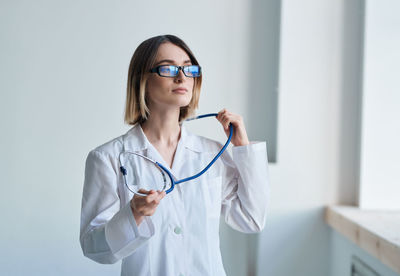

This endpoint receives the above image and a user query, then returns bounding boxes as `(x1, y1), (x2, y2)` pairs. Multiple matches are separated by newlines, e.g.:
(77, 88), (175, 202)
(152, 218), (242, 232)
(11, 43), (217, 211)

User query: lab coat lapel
(122, 124), (202, 181)
(144, 125), (189, 180)
(137, 124), (182, 180)
(169, 125), (187, 175)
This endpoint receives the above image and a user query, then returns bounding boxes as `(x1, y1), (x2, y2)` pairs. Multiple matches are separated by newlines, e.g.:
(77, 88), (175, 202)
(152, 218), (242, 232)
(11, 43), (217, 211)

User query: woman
(80, 34), (269, 276)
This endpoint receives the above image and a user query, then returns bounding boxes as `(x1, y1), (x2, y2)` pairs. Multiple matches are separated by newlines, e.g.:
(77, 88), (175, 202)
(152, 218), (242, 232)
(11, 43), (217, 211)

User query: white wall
(0, 0), (253, 275)
(359, 0), (400, 210)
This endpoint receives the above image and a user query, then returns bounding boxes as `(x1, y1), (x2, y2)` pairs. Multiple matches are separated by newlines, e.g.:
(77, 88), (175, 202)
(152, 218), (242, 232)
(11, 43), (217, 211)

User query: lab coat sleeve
(80, 150), (154, 264)
(221, 141), (269, 233)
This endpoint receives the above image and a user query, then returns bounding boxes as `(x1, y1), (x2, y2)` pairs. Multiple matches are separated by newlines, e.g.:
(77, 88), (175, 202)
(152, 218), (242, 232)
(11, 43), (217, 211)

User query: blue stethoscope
(119, 113), (233, 195)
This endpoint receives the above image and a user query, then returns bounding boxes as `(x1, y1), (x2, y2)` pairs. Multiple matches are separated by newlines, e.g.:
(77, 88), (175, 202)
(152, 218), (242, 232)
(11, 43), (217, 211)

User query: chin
(157, 93), (192, 108)
(177, 100), (191, 107)
(174, 95), (192, 107)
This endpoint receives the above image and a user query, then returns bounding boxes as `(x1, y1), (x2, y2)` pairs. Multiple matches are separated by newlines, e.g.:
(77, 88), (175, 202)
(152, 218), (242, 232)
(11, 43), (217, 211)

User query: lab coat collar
(122, 124), (147, 152)
(122, 123), (204, 153)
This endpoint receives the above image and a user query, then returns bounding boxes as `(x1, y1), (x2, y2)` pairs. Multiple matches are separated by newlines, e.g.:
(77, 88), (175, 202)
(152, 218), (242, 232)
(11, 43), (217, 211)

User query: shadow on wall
(247, 0), (281, 163)
(337, 0), (364, 206)
(219, 2), (281, 276)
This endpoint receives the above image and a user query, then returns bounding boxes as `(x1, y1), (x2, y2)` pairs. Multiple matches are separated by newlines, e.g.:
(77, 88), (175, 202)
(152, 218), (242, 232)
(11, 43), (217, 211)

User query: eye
(185, 65), (201, 77)
(159, 66), (172, 73)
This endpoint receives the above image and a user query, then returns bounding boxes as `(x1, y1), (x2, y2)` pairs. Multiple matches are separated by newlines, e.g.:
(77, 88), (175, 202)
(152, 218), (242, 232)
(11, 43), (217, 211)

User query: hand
(216, 109), (250, 146)
(130, 189), (166, 225)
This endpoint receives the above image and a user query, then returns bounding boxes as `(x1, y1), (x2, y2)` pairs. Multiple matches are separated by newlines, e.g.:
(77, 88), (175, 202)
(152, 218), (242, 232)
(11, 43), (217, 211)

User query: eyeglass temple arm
(175, 113), (233, 185)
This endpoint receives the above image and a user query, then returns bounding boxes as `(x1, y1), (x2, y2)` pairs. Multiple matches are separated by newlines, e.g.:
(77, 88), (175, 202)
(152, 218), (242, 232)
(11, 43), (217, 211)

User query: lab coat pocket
(202, 176), (222, 218)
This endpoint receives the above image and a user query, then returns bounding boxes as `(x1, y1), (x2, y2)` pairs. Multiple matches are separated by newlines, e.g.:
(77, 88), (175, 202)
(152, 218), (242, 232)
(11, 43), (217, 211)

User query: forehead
(155, 42), (191, 63)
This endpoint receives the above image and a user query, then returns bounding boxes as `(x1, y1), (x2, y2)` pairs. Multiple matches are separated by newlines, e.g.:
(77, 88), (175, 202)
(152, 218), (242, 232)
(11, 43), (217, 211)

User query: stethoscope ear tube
(159, 115), (233, 193)
(156, 162), (176, 194)
(119, 113), (233, 195)
(174, 114), (233, 185)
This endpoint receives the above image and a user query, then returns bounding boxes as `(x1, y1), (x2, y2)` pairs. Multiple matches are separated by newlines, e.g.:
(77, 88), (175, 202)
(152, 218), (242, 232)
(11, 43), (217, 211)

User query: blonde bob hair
(124, 35), (202, 125)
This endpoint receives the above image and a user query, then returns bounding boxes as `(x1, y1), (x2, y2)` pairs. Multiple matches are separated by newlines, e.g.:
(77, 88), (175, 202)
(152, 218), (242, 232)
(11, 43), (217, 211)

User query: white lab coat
(80, 124), (269, 276)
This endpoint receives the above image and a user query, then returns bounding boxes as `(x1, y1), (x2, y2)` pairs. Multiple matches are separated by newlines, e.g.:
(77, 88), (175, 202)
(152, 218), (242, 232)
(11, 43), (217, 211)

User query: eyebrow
(153, 59), (192, 66)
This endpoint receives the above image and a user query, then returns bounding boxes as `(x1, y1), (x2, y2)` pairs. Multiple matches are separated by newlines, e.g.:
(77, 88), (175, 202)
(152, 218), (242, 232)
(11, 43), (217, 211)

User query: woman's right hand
(130, 190), (166, 225)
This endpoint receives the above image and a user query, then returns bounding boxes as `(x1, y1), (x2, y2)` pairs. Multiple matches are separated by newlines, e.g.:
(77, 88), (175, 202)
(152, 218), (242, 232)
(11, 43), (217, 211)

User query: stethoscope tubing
(160, 113), (233, 194)
(119, 113), (233, 195)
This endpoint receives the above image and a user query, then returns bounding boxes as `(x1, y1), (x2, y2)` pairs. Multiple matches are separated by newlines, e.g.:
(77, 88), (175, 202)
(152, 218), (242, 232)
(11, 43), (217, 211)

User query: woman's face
(146, 42), (194, 112)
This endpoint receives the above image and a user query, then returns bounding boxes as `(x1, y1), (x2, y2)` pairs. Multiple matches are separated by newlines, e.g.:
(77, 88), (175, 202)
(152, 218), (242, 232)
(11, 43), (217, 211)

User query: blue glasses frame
(150, 65), (202, 78)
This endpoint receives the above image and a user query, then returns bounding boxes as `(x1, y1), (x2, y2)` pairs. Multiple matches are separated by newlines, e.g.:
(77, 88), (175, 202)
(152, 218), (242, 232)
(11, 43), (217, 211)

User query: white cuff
(105, 202), (154, 259)
(232, 141), (267, 156)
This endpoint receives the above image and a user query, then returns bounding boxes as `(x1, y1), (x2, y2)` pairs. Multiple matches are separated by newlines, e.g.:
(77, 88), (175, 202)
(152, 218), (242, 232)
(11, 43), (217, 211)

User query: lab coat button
(174, 226), (182, 235)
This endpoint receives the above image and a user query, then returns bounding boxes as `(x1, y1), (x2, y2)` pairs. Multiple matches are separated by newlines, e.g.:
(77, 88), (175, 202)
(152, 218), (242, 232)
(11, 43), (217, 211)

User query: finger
(216, 116), (227, 130)
(153, 198), (160, 205)
(221, 116), (231, 130)
(218, 110), (233, 125)
(137, 188), (150, 194)
(148, 190), (166, 203)
(152, 191), (166, 204)
(137, 192), (165, 215)
(217, 108), (227, 119)
(133, 189), (151, 202)
(225, 114), (241, 126)
(218, 112), (228, 123)
(157, 191), (166, 201)
(145, 192), (159, 203)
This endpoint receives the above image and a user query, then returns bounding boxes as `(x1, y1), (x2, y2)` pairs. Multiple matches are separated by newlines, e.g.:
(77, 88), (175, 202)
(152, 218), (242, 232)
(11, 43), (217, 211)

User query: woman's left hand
(216, 109), (250, 146)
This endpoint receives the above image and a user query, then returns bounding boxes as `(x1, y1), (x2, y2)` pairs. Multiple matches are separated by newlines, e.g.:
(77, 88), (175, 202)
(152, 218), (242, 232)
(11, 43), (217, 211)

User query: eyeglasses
(150, 65), (202, 78)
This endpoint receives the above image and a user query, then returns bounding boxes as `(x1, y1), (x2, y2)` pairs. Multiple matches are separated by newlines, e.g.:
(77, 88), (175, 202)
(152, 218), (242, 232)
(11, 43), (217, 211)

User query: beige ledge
(325, 205), (400, 274)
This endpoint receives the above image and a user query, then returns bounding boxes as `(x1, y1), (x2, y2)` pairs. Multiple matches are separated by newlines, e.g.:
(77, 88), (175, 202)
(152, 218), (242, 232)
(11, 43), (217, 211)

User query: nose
(174, 67), (185, 82)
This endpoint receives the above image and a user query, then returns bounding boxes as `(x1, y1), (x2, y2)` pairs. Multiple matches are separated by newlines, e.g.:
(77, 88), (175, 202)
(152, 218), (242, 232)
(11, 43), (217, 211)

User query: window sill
(325, 205), (400, 274)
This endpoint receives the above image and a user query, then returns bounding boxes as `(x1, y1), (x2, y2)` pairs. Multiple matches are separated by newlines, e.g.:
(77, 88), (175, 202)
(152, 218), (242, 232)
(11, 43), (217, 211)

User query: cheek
(147, 77), (167, 91)
(188, 80), (195, 97)
(185, 90), (194, 105)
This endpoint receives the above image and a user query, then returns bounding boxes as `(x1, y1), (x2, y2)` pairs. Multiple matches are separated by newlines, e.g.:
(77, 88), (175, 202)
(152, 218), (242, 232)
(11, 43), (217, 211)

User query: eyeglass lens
(159, 65), (200, 77)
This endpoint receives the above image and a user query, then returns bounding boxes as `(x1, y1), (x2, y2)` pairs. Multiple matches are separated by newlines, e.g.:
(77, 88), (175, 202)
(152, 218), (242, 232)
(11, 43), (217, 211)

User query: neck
(141, 108), (181, 146)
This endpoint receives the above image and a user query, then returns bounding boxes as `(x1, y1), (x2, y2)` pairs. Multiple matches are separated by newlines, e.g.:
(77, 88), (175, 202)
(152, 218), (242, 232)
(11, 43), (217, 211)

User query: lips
(172, 88), (188, 94)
